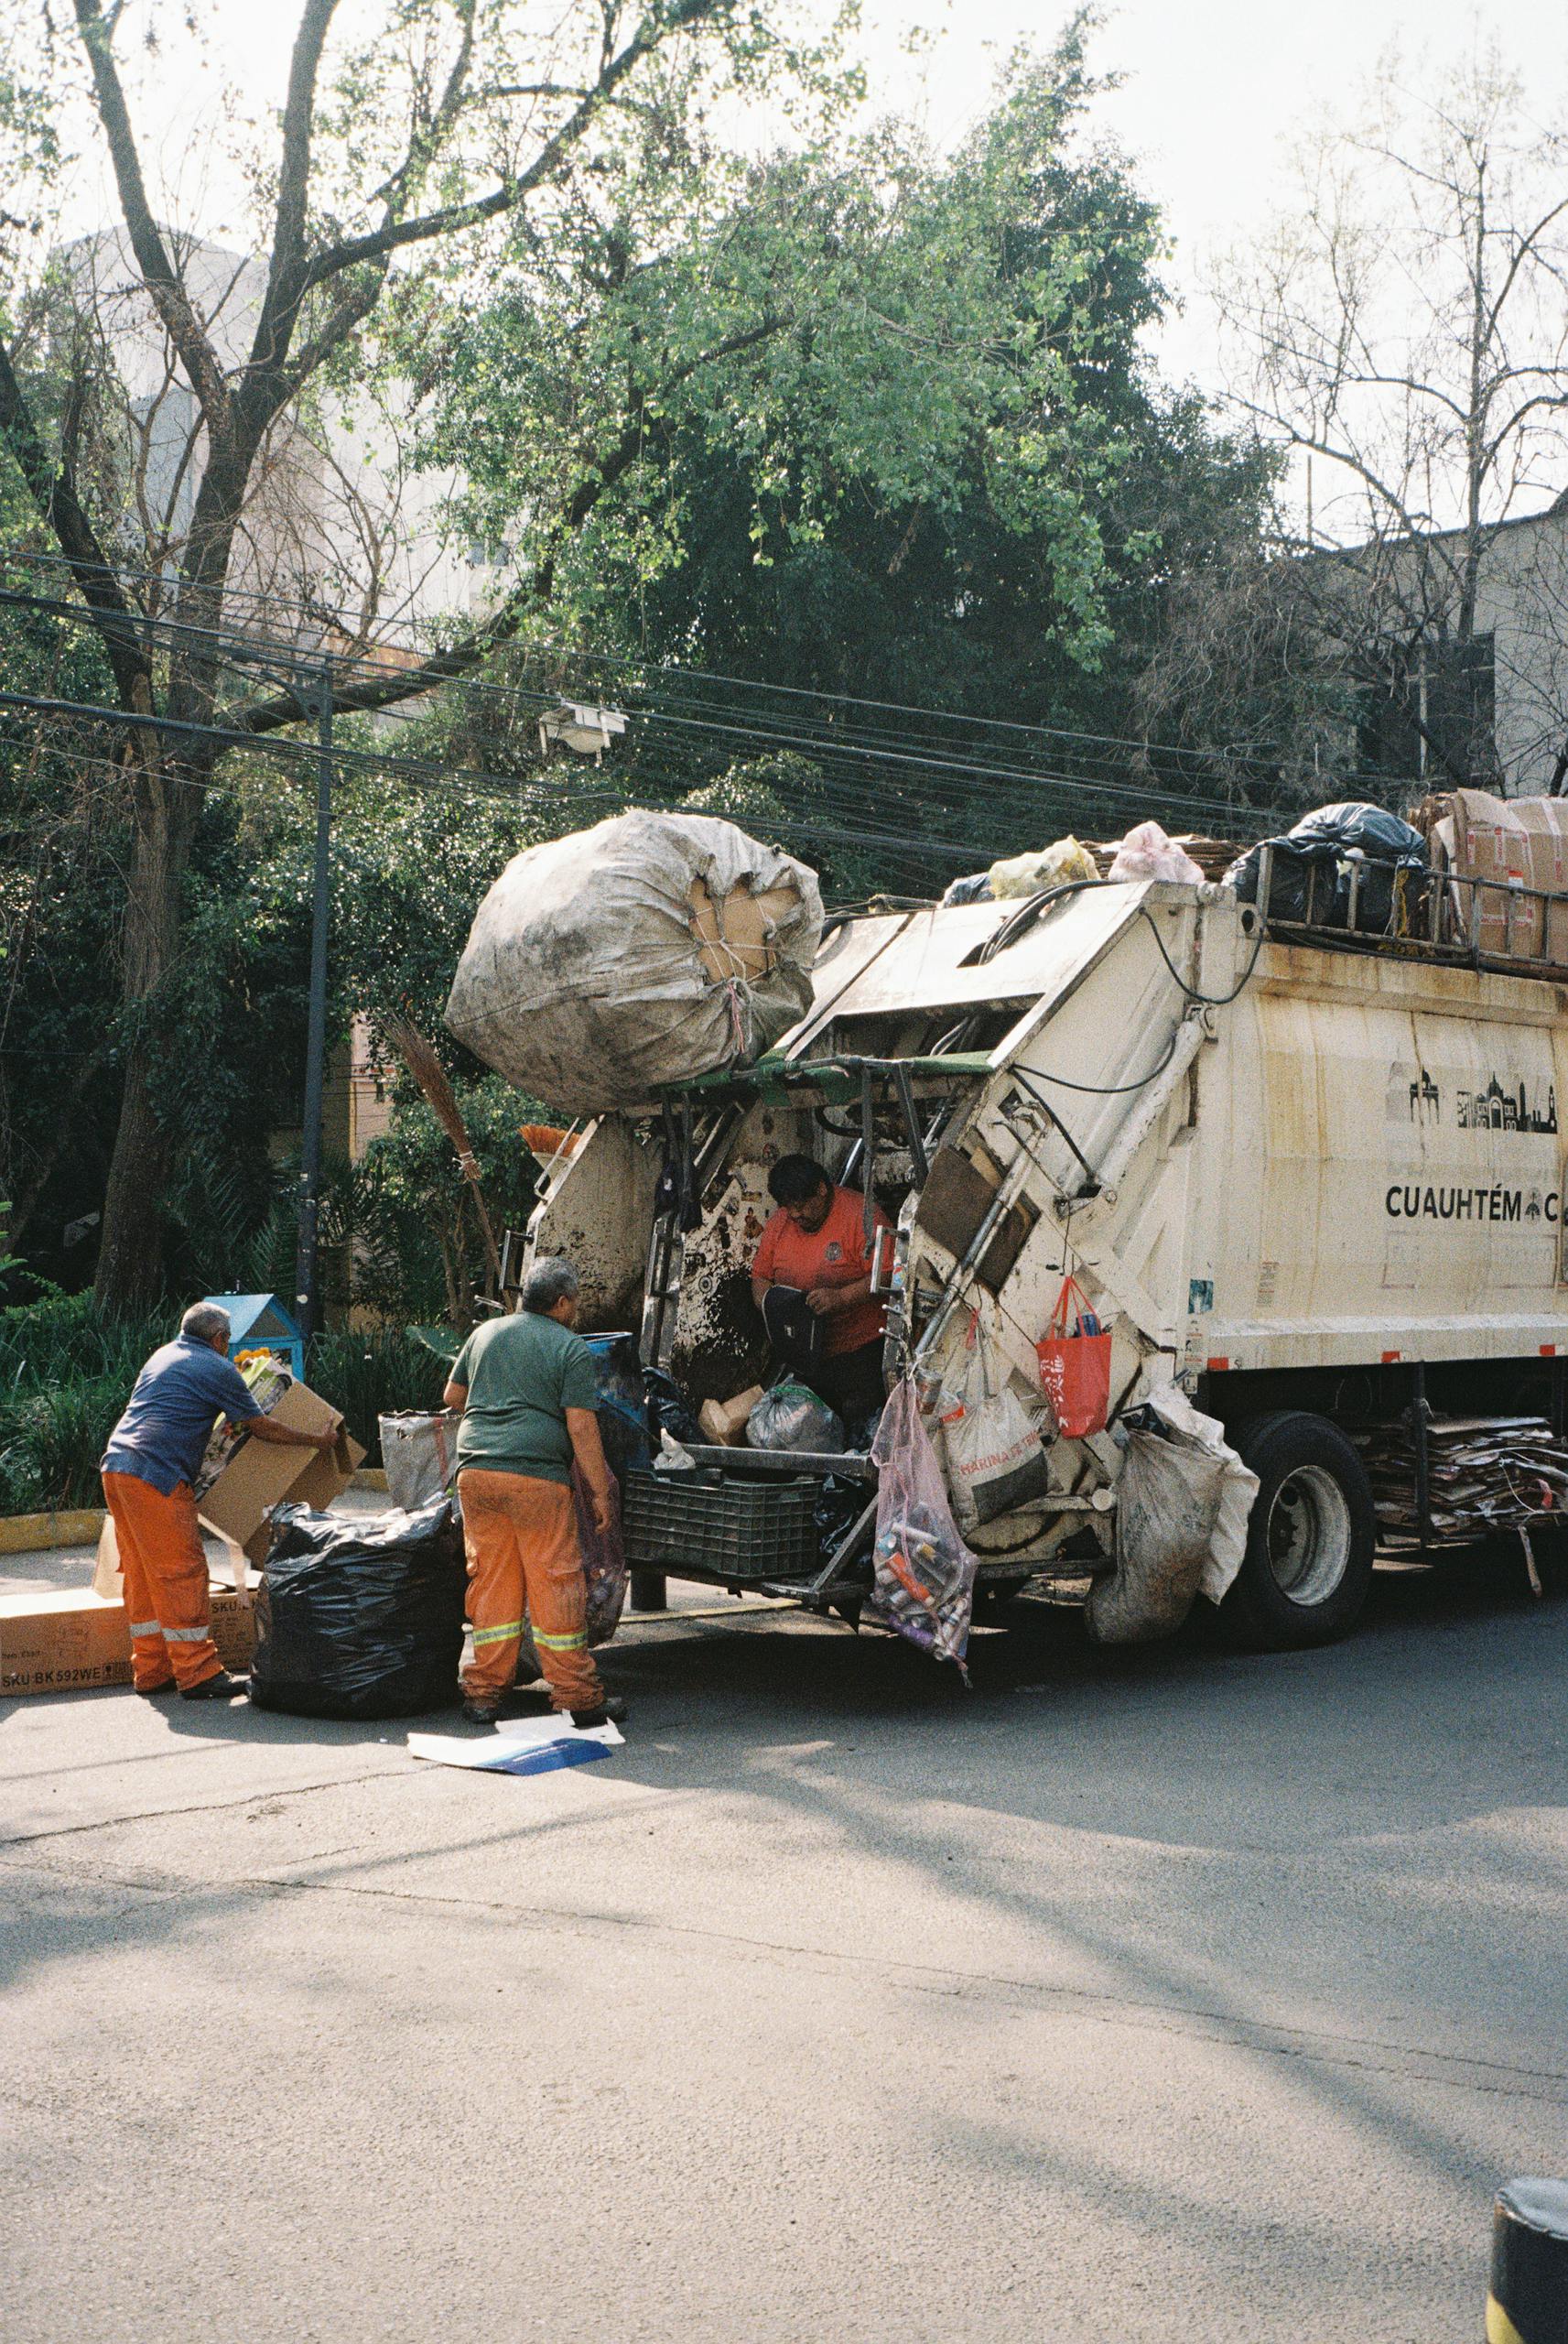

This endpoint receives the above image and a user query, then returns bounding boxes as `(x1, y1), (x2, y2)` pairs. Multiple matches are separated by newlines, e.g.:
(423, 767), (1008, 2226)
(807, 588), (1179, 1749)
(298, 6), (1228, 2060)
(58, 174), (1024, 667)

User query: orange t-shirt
(752, 1185), (889, 1359)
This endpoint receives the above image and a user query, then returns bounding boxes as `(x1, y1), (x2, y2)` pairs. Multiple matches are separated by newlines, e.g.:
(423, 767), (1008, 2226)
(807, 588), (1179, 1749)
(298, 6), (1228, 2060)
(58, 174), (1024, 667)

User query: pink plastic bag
(1107, 820), (1203, 884)
(868, 1376), (979, 1677)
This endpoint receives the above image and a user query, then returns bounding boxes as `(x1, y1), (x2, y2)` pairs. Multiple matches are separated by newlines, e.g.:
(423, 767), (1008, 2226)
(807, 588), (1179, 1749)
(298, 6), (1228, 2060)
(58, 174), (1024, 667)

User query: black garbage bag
(642, 1364), (703, 1448)
(942, 871), (994, 906)
(1227, 800), (1426, 932)
(248, 1496), (466, 1720)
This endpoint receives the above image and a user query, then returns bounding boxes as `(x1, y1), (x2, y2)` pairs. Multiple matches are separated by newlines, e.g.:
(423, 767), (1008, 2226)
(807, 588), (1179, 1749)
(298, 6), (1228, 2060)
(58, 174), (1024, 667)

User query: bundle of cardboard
(1418, 788), (1568, 963)
(1355, 1412), (1568, 1546)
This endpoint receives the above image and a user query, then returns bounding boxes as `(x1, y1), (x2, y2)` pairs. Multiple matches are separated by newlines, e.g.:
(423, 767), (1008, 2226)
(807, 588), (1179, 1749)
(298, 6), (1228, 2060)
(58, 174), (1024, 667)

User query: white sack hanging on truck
(445, 811), (823, 1116)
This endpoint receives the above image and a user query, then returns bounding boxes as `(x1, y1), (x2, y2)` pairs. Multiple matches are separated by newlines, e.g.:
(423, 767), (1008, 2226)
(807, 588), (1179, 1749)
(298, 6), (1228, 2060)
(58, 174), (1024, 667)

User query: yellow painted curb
(0, 1509), (106, 1555)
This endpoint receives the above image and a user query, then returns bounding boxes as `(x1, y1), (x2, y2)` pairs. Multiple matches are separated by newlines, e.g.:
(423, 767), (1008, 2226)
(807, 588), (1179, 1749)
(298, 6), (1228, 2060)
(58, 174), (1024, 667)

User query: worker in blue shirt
(101, 1301), (339, 1699)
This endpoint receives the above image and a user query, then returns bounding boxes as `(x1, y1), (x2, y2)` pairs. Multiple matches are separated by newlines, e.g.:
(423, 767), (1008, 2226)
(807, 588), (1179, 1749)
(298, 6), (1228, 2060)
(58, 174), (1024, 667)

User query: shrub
(0, 1301), (450, 1511)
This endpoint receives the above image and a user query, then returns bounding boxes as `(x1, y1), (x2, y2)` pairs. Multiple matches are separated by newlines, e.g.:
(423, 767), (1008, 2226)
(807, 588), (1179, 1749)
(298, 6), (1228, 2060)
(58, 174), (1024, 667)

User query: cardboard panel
(195, 1381), (361, 1555)
(0, 1586), (255, 1696)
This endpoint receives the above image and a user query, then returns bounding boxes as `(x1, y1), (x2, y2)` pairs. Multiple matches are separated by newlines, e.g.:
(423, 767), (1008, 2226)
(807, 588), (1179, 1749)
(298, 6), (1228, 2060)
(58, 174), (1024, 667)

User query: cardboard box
(194, 1381), (364, 1565)
(698, 1385), (765, 1447)
(0, 1585), (256, 1697)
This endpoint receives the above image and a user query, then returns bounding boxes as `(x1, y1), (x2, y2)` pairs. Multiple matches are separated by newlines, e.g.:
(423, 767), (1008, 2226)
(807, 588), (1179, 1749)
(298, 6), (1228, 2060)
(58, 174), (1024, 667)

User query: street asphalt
(3, 1539), (1566, 2342)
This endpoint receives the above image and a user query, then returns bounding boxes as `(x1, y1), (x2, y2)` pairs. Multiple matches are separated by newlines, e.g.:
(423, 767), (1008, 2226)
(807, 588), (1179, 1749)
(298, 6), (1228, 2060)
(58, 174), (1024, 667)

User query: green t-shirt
(450, 1312), (599, 1483)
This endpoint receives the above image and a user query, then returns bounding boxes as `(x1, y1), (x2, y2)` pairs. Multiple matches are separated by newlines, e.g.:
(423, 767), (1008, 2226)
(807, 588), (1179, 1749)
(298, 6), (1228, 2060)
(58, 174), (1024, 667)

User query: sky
(60, 0), (1568, 401)
(864, 0), (1565, 387)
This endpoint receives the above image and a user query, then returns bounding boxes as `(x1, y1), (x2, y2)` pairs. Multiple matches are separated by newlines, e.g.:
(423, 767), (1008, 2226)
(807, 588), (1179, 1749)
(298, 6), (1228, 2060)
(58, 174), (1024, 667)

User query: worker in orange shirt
(751, 1154), (890, 1430)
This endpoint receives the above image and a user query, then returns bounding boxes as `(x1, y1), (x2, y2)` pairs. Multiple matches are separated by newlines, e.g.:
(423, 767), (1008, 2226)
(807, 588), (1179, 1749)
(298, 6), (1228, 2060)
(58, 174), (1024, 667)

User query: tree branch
(0, 335), (151, 705)
(232, 309), (784, 734)
(248, 0), (341, 379)
(70, 0), (229, 421)
(301, 0), (720, 293)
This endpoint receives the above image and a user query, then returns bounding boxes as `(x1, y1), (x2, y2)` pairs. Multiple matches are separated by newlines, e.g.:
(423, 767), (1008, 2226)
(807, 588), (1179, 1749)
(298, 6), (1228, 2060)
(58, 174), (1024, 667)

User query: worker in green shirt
(443, 1255), (624, 1730)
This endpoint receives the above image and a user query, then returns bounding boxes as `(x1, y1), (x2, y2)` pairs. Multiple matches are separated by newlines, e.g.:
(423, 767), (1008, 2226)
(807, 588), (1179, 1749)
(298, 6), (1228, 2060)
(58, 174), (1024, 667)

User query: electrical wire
(0, 542), (1311, 776)
(1137, 903), (1268, 1007)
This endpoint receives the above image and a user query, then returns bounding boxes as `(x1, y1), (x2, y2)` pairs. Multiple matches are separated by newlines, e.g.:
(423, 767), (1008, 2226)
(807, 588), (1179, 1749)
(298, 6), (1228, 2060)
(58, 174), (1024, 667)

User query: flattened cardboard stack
(1355, 1413), (1568, 1546)
(0, 1377), (364, 1697)
(0, 1585), (259, 1697)
(1422, 788), (1568, 963)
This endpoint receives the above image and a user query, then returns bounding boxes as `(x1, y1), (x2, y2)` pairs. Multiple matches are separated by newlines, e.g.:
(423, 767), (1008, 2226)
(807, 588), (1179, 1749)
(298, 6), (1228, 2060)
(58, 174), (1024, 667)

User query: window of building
(1358, 632), (1496, 786)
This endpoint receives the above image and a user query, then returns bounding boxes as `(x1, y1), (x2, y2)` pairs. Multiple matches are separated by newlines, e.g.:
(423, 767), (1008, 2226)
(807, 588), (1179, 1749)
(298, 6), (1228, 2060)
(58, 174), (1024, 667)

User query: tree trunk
(92, 754), (205, 1311)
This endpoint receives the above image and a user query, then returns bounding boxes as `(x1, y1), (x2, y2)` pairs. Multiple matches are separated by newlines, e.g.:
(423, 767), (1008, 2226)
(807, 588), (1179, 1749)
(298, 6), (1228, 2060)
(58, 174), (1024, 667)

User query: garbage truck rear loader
(525, 874), (1568, 1650)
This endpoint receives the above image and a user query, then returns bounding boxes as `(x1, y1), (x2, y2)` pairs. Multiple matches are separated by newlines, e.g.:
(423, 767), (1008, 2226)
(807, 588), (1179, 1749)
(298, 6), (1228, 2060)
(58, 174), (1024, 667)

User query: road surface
(3, 1548), (1564, 2340)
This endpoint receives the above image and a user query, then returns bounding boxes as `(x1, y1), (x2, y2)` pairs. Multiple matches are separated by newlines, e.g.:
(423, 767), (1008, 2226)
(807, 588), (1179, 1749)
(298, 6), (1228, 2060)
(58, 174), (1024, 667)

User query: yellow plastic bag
(989, 837), (1099, 900)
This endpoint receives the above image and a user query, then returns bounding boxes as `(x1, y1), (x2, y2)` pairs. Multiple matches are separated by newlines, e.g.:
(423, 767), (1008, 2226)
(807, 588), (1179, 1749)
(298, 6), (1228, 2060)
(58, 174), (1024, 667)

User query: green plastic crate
(622, 1468), (819, 1581)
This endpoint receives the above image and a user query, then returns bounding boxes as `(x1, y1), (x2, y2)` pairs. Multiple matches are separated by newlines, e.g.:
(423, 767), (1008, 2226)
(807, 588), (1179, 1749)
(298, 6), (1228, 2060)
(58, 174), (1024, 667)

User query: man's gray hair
(521, 1256), (580, 1315)
(181, 1301), (232, 1345)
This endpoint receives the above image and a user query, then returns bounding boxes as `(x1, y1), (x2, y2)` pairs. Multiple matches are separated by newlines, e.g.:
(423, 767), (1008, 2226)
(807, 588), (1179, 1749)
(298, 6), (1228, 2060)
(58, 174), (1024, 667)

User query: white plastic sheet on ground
(407, 1712), (624, 1775)
(445, 810), (823, 1114)
(1087, 1384), (1258, 1644)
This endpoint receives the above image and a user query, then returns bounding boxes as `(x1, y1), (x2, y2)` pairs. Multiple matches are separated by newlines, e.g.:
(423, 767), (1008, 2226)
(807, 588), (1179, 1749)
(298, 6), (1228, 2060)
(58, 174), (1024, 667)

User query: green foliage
(0, 1295), (169, 1513)
(307, 1330), (449, 1461)
(0, 1289), (450, 1509)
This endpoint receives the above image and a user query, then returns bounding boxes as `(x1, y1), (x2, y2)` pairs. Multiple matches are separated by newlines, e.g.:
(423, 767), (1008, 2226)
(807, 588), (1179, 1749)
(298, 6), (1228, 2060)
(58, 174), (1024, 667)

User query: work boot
(460, 1698), (498, 1729)
(569, 1696), (628, 1730)
(134, 1678), (177, 1697)
(180, 1670), (247, 1702)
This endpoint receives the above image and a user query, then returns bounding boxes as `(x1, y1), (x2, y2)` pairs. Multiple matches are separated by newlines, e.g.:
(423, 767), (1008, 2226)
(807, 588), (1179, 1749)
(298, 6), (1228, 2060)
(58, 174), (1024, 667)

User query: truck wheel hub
(1265, 1465), (1352, 1605)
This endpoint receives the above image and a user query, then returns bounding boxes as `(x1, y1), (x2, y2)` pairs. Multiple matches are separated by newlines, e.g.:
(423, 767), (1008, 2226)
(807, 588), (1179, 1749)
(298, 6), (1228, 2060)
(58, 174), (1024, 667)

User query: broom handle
(457, 1149), (504, 1289)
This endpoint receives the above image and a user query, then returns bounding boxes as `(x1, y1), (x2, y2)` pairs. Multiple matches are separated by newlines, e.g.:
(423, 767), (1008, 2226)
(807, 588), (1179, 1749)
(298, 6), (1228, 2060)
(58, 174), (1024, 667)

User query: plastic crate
(622, 1468), (819, 1581)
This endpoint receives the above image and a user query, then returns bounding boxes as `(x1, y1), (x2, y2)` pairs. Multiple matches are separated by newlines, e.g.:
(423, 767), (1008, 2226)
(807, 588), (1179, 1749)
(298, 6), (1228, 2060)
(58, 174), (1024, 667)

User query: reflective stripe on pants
(101, 1471), (222, 1692)
(458, 1469), (601, 1714)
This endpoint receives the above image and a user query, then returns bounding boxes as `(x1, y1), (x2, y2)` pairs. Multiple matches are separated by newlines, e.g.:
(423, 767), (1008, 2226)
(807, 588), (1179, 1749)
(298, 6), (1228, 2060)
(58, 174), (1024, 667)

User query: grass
(0, 1296), (449, 1514)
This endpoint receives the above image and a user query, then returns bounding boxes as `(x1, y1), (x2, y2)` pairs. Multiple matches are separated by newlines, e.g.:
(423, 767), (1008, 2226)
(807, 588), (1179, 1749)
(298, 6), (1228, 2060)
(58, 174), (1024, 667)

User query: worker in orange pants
(102, 1470), (225, 1693)
(443, 1254), (624, 1731)
(458, 1470), (603, 1715)
(101, 1300), (340, 1700)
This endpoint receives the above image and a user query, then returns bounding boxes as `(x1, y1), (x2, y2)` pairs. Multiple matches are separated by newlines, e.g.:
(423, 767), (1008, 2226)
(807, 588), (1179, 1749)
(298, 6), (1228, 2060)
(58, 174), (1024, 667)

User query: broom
(384, 1016), (504, 1293)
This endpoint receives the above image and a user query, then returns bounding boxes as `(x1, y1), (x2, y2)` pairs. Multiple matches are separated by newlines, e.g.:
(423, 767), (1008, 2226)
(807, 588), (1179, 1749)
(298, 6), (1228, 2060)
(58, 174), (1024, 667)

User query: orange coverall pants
(458, 1469), (602, 1714)
(101, 1470), (223, 1693)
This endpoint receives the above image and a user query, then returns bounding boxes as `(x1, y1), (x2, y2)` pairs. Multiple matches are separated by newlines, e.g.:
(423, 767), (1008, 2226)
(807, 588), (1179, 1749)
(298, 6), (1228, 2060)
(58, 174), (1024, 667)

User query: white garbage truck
(522, 853), (1568, 1650)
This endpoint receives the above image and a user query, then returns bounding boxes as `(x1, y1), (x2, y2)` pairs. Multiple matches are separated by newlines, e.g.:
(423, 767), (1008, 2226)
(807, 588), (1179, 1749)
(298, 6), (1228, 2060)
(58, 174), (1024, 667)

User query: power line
(0, 541), (1303, 781)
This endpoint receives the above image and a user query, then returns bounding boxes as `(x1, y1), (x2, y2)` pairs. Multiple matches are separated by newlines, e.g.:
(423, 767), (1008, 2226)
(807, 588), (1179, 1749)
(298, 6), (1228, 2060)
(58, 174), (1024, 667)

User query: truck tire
(1223, 1411), (1375, 1650)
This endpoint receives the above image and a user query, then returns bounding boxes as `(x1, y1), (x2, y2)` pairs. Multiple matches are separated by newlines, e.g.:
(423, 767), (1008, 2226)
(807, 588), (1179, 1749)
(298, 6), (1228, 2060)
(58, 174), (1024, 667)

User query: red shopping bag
(1035, 1276), (1112, 1438)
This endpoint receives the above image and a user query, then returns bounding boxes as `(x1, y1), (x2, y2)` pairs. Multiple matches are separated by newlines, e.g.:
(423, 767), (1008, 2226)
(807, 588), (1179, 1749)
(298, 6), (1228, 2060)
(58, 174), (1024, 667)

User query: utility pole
(294, 662), (333, 1336)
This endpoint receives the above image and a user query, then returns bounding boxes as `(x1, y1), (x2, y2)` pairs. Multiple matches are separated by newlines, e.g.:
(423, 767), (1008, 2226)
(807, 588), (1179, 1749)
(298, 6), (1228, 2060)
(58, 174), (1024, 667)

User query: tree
(1210, 42), (1568, 791)
(399, 28), (1280, 853)
(0, 0), (848, 1308)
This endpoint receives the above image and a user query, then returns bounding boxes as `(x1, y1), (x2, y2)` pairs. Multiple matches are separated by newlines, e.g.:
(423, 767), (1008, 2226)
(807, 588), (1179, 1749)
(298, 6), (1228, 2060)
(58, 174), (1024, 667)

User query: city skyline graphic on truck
(1385, 1060), (1559, 1135)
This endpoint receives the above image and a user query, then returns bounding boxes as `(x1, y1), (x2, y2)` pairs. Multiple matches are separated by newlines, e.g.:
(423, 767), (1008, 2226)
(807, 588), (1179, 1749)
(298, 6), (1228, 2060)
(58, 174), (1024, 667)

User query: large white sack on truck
(446, 811), (823, 1115)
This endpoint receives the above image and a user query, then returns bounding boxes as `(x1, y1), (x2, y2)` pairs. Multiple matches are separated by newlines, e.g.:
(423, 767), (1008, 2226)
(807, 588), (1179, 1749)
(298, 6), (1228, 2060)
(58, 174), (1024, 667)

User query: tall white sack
(445, 810), (823, 1115)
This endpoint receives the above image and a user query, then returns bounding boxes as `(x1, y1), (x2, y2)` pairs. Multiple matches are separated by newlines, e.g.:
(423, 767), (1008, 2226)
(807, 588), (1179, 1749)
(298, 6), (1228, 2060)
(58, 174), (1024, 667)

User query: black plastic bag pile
(1227, 801), (1427, 935)
(248, 1496), (466, 1720)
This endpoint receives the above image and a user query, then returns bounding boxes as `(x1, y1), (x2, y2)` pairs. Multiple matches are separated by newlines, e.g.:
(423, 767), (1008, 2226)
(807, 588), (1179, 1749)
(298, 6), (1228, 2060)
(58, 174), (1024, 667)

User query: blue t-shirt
(101, 1336), (263, 1496)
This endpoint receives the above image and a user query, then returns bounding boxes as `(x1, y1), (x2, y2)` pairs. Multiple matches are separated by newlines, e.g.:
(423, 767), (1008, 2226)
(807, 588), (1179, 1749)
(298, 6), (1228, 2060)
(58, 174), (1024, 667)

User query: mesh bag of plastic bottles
(866, 1376), (979, 1677)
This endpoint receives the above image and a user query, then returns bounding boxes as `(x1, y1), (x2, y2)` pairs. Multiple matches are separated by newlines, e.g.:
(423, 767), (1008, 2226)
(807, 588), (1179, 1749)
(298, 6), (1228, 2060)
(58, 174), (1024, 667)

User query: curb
(0, 1509), (106, 1555)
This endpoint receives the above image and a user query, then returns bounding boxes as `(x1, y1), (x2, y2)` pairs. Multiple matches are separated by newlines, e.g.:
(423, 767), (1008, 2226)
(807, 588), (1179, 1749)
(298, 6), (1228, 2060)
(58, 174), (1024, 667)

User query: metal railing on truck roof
(1255, 841), (1568, 982)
